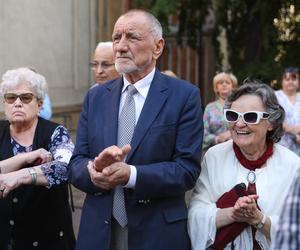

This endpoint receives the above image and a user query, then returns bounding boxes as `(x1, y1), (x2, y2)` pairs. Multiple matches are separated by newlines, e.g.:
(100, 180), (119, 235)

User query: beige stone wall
(0, 0), (98, 110)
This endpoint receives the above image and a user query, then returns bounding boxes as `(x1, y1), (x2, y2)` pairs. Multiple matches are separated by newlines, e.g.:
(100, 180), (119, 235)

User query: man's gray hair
(121, 9), (163, 39)
(0, 67), (47, 99)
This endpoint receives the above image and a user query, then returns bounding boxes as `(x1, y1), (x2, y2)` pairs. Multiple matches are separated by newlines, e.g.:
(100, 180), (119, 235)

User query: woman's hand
(25, 148), (52, 165)
(232, 195), (261, 224)
(0, 169), (31, 198)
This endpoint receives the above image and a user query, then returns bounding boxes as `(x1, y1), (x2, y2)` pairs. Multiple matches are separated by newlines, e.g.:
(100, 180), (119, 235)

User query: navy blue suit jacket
(69, 69), (203, 250)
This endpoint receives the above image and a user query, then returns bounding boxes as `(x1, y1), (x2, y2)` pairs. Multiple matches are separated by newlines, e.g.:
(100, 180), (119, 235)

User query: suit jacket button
(9, 220), (15, 226)
(95, 192), (103, 196)
(104, 220), (110, 224)
(33, 241), (39, 247)
(59, 231), (64, 237)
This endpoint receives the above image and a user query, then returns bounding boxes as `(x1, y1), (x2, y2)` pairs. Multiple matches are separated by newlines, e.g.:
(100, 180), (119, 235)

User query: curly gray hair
(0, 67), (47, 99)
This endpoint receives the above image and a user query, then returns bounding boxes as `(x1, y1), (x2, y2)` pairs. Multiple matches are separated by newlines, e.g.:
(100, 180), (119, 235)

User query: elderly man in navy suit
(70, 9), (203, 250)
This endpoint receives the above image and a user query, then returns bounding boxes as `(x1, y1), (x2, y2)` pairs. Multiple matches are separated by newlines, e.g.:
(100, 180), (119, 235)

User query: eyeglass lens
(4, 93), (35, 104)
(89, 61), (114, 70)
(225, 110), (258, 124)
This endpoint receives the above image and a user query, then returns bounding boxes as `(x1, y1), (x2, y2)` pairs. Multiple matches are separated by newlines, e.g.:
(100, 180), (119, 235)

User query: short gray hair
(224, 79), (285, 142)
(121, 9), (163, 39)
(0, 67), (47, 99)
(96, 41), (113, 50)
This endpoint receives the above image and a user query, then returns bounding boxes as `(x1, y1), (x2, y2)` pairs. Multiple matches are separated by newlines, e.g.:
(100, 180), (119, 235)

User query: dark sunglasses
(224, 109), (269, 125)
(4, 93), (35, 104)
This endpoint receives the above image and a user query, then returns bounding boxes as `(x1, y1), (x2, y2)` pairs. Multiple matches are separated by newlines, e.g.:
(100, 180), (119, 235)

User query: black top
(0, 117), (75, 250)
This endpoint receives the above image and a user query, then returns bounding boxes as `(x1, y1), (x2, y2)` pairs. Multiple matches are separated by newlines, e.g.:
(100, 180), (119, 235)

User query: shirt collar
(121, 68), (156, 98)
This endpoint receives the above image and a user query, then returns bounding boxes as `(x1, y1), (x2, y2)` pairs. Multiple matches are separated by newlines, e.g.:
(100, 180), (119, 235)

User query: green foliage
(133, 0), (178, 33)
(214, 0), (300, 85)
(133, 0), (300, 85)
(176, 0), (211, 48)
(214, 0), (283, 83)
(133, 0), (211, 47)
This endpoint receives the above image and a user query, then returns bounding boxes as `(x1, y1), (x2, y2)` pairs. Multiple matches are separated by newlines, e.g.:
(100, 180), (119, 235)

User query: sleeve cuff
(123, 165), (137, 188)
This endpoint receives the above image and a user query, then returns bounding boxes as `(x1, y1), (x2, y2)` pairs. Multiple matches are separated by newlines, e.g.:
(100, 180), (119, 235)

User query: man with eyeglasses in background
(90, 42), (119, 87)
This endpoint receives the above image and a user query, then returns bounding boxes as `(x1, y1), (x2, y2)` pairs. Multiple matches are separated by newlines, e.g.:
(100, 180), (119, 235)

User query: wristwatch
(254, 213), (267, 229)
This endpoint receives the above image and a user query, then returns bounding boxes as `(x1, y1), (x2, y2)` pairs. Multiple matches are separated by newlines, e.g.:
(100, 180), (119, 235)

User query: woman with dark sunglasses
(275, 67), (300, 156)
(0, 67), (75, 250)
(188, 81), (300, 250)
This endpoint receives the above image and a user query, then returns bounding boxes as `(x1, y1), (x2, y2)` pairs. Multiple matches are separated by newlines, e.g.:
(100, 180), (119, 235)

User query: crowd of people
(0, 8), (299, 250)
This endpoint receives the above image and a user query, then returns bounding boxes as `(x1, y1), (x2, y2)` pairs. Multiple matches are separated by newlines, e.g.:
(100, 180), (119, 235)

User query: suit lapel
(127, 71), (168, 161)
(103, 78), (123, 148)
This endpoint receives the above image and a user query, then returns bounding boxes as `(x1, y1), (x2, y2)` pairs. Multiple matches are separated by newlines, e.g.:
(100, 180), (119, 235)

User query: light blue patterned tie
(113, 84), (137, 227)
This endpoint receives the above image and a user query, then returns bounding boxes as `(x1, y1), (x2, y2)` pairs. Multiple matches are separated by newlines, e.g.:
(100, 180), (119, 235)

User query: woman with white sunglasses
(188, 81), (300, 250)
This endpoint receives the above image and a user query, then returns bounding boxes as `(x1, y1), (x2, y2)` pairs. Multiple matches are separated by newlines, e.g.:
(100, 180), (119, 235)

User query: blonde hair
(162, 70), (177, 78)
(213, 72), (238, 95)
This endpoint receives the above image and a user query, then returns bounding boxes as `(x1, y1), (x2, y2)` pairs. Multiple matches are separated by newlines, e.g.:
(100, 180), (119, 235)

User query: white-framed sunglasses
(223, 109), (270, 125)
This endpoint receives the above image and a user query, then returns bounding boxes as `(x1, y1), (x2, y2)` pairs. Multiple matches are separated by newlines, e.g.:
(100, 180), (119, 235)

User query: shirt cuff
(123, 165), (136, 188)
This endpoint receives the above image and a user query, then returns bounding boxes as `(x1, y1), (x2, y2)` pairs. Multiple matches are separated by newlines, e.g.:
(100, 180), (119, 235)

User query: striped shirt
(272, 168), (300, 250)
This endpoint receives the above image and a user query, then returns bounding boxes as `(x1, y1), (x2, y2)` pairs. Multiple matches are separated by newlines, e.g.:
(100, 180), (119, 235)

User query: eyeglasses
(224, 109), (270, 125)
(89, 61), (115, 70)
(4, 93), (35, 104)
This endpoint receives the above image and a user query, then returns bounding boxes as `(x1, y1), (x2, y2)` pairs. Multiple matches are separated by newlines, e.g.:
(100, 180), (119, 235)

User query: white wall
(0, 0), (97, 109)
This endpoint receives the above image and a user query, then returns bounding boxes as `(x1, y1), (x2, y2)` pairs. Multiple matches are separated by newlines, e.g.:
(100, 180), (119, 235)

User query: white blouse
(188, 140), (300, 250)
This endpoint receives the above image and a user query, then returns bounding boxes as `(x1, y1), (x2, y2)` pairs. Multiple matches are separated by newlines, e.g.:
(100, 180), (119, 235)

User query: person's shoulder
(274, 143), (300, 160)
(275, 89), (283, 97)
(272, 144), (300, 181)
(205, 100), (219, 110)
(0, 119), (9, 127)
(38, 116), (60, 129)
(88, 77), (122, 96)
(205, 140), (233, 159)
(202, 141), (234, 172)
(157, 70), (198, 91)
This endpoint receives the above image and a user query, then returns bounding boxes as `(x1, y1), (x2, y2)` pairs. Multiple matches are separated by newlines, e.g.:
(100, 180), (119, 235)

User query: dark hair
(283, 67), (299, 75)
(224, 79), (285, 142)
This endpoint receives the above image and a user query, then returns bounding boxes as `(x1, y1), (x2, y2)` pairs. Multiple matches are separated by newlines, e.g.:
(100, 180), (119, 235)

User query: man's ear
(37, 99), (43, 110)
(153, 38), (165, 60)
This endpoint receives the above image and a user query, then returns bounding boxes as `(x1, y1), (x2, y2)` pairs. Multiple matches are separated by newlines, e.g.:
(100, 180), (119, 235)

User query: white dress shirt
(120, 68), (155, 188)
